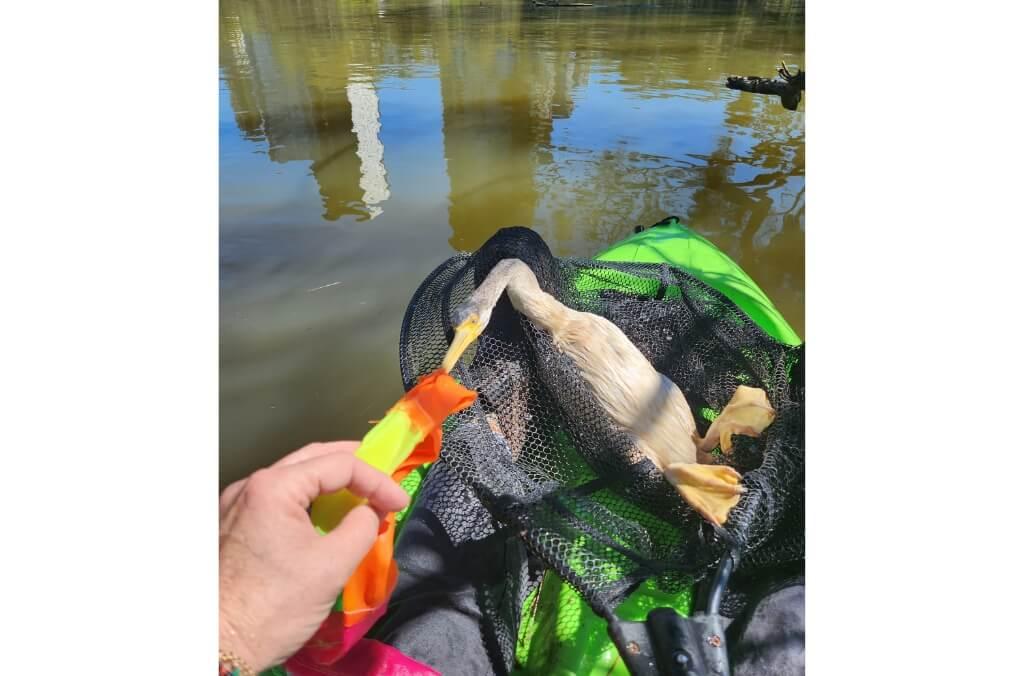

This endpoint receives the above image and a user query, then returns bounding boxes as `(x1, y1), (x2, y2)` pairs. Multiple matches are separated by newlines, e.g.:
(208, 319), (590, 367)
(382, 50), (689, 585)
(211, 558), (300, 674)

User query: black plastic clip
(607, 552), (737, 676)
(610, 608), (730, 676)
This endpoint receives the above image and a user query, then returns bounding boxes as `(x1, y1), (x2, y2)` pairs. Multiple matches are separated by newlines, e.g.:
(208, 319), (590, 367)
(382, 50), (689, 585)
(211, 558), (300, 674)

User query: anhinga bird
(441, 259), (775, 526)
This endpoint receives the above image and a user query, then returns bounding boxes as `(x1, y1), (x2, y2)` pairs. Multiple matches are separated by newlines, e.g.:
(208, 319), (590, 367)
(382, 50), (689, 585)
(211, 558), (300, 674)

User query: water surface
(220, 0), (805, 485)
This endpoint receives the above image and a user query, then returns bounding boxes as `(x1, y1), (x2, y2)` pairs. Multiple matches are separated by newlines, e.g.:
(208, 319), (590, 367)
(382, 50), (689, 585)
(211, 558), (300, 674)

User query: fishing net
(396, 227), (804, 673)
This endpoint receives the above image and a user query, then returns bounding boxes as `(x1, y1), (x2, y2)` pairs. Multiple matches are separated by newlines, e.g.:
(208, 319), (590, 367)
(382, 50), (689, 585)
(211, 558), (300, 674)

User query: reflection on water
(219, 0), (805, 485)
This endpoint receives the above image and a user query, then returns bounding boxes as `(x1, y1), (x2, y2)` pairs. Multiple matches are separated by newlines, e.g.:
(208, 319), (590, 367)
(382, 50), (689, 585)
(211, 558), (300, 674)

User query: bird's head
(442, 306), (488, 373)
(440, 259), (535, 373)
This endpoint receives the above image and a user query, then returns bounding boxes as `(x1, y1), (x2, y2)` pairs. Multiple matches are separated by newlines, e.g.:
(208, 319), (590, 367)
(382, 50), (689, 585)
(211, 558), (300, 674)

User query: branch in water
(531, 0), (594, 6)
(726, 64), (805, 111)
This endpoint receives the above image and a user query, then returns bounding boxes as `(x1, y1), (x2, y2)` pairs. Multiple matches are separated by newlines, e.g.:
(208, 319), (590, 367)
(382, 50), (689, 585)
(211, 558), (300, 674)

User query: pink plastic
(284, 638), (439, 676)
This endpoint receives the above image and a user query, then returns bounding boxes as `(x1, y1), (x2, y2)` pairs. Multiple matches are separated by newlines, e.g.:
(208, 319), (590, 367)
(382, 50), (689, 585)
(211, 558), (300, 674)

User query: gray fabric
(370, 463), (501, 675)
(370, 504), (495, 675)
(727, 582), (805, 676)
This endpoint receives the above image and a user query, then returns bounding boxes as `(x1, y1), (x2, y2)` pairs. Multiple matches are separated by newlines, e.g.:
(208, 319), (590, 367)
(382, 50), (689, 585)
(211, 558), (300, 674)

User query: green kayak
(597, 217), (800, 346)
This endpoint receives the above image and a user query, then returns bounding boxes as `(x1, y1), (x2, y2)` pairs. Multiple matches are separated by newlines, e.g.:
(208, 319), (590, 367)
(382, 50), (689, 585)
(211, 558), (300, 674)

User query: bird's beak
(442, 316), (484, 373)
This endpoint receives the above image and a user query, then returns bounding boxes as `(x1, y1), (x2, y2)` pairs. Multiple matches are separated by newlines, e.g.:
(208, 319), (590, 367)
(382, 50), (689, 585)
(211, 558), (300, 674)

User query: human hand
(219, 441), (410, 673)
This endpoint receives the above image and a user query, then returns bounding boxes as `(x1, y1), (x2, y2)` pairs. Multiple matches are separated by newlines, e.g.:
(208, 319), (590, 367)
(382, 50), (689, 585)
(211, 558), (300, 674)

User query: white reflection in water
(347, 80), (390, 219)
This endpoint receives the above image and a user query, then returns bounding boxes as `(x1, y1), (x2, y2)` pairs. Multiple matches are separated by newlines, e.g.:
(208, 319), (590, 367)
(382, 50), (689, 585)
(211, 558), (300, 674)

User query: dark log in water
(726, 63), (804, 111)
(531, 0), (594, 7)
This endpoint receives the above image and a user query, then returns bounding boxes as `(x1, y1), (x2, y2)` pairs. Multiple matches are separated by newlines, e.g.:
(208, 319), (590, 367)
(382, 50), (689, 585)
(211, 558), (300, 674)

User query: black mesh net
(397, 227), (804, 671)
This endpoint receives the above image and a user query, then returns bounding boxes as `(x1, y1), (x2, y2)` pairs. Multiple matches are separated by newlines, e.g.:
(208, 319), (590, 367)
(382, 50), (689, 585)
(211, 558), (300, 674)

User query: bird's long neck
(477, 259), (575, 336)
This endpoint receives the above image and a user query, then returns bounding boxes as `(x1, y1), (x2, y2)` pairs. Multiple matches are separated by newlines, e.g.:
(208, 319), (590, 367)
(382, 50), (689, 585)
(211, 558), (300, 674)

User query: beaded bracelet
(219, 650), (255, 676)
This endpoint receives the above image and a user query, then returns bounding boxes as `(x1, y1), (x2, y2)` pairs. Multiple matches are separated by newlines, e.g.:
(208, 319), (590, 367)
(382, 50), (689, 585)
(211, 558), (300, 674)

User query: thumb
(280, 452), (410, 512)
(317, 503), (385, 581)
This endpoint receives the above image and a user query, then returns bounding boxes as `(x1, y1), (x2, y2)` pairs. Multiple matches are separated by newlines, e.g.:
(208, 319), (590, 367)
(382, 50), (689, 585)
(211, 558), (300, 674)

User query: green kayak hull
(596, 217), (801, 346)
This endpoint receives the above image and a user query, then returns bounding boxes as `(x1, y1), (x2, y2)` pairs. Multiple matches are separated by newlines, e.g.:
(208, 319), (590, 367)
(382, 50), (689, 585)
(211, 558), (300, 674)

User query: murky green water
(219, 0), (804, 485)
